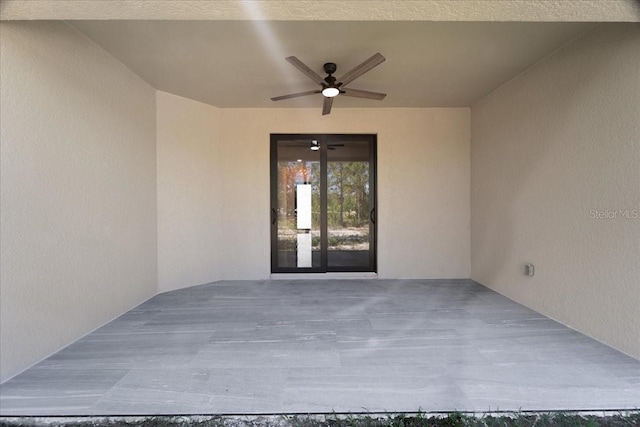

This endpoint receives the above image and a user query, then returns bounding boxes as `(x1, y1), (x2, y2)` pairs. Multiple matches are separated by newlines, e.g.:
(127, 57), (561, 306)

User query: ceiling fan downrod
(322, 62), (340, 97)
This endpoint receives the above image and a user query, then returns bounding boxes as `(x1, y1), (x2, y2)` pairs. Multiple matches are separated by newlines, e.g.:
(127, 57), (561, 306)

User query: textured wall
(218, 108), (470, 280)
(0, 22), (157, 381)
(2, 1), (639, 22)
(156, 91), (223, 292)
(471, 24), (640, 359)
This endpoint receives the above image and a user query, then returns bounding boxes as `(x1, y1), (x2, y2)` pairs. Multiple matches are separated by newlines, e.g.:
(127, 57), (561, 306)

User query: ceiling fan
(271, 53), (387, 115)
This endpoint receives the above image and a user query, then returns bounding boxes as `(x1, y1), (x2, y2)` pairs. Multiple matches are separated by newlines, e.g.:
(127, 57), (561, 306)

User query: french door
(270, 134), (377, 273)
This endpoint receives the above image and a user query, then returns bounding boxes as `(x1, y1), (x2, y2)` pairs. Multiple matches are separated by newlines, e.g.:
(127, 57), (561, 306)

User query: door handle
(271, 208), (277, 225)
(370, 208), (376, 225)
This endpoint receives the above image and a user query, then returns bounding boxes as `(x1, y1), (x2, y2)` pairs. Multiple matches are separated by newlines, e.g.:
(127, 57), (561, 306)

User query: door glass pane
(327, 139), (371, 268)
(275, 139), (321, 269)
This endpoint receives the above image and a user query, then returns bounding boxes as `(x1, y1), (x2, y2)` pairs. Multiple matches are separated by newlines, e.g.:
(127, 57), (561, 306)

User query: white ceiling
(69, 20), (596, 108)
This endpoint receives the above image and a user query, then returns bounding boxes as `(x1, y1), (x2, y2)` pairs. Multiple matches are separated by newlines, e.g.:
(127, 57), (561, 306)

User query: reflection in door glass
(327, 140), (371, 268)
(276, 140), (321, 269)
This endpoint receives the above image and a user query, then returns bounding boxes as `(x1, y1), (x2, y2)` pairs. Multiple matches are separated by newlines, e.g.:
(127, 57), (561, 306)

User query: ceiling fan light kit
(271, 53), (387, 115)
(321, 87), (340, 98)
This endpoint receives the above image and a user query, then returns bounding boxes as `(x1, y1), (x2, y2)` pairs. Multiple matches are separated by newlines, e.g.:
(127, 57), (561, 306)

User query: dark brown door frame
(270, 133), (377, 273)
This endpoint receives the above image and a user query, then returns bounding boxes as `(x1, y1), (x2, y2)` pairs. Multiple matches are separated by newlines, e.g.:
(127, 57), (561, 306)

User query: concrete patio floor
(1, 279), (639, 415)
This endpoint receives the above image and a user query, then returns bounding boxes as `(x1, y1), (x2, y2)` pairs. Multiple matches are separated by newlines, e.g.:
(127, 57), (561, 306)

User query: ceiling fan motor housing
(323, 75), (337, 87)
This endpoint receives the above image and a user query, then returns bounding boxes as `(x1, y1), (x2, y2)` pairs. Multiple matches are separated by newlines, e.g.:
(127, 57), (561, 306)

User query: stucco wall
(218, 108), (471, 280)
(156, 106), (470, 288)
(0, 21), (157, 382)
(156, 91), (223, 292)
(470, 23), (640, 359)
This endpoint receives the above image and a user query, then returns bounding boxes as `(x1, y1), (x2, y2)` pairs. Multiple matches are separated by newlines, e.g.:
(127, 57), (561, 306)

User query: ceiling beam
(1, 0), (639, 22)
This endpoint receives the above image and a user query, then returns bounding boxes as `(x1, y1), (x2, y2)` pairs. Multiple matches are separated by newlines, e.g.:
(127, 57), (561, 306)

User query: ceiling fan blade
(322, 97), (333, 115)
(286, 56), (326, 85)
(337, 53), (385, 87)
(341, 88), (387, 100)
(271, 90), (321, 101)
